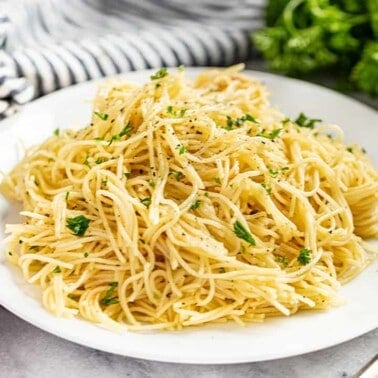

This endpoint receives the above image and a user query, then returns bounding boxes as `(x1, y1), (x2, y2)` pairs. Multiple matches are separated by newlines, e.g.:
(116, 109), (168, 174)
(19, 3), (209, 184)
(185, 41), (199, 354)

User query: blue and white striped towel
(0, 0), (265, 118)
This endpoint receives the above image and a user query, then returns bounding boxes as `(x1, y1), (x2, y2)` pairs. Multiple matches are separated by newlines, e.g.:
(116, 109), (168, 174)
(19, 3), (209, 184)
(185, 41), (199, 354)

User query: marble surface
(0, 62), (377, 378)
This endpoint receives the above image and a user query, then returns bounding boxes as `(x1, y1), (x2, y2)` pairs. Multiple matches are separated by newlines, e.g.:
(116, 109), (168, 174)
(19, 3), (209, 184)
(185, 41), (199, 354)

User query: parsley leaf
(148, 180), (156, 188)
(53, 266), (61, 274)
(176, 145), (187, 155)
(275, 255), (288, 268)
(53, 128), (60, 136)
(94, 111), (109, 121)
(140, 197), (152, 207)
(100, 282), (119, 306)
(257, 128), (282, 139)
(233, 221), (256, 246)
(66, 215), (90, 236)
(190, 199), (201, 210)
(170, 171), (183, 181)
(297, 248), (311, 265)
(224, 114), (258, 130)
(150, 68), (168, 80)
(119, 122), (133, 137)
(261, 182), (272, 195)
(294, 113), (322, 129)
(268, 169), (279, 178)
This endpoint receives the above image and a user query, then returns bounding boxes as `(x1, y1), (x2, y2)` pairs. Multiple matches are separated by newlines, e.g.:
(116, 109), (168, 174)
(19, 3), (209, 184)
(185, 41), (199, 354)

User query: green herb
(83, 154), (91, 168)
(65, 191), (70, 201)
(281, 166), (290, 171)
(53, 266), (61, 274)
(190, 199), (201, 210)
(214, 177), (221, 184)
(178, 64), (185, 71)
(8, 251), (12, 256)
(261, 182), (272, 195)
(108, 134), (120, 146)
(352, 42), (378, 96)
(150, 68), (168, 80)
(140, 197), (152, 207)
(257, 128), (282, 139)
(153, 292), (160, 300)
(297, 248), (311, 265)
(204, 192), (209, 198)
(346, 147), (353, 153)
(171, 171), (183, 181)
(94, 137), (104, 141)
(268, 169), (279, 178)
(155, 83), (161, 89)
(282, 117), (291, 124)
(167, 106), (186, 117)
(219, 267), (226, 273)
(294, 113), (322, 129)
(251, 0), (376, 96)
(148, 180), (156, 188)
(139, 238), (146, 244)
(100, 282), (119, 306)
(124, 172), (131, 178)
(119, 122), (133, 137)
(233, 221), (256, 246)
(66, 215), (90, 236)
(53, 128), (60, 136)
(84, 252), (89, 258)
(101, 179), (108, 186)
(94, 111), (108, 121)
(29, 246), (39, 251)
(224, 114), (258, 130)
(95, 157), (106, 164)
(48, 157), (55, 162)
(276, 255), (288, 268)
(176, 145), (187, 155)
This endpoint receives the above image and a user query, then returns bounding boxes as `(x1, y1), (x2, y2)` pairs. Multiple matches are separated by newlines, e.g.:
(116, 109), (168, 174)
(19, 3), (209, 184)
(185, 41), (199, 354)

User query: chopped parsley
(176, 145), (187, 155)
(294, 112), (322, 129)
(65, 191), (70, 201)
(124, 172), (132, 178)
(150, 68), (168, 80)
(119, 122), (133, 137)
(66, 215), (90, 236)
(297, 248), (311, 265)
(53, 266), (61, 274)
(84, 252), (89, 258)
(94, 137), (104, 141)
(233, 221), (256, 246)
(53, 128), (60, 136)
(83, 154), (91, 168)
(94, 111), (109, 121)
(95, 157), (106, 164)
(257, 128), (282, 140)
(148, 180), (156, 188)
(101, 179), (108, 186)
(8, 251), (12, 256)
(100, 282), (119, 306)
(140, 197), (152, 207)
(219, 267), (226, 273)
(190, 199), (201, 210)
(268, 169), (279, 178)
(170, 171), (183, 181)
(167, 106), (187, 118)
(346, 147), (353, 153)
(214, 177), (221, 184)
(261, 182), (272, 195)
(108, 134), (120, 146)
(224, 113), (258, 130)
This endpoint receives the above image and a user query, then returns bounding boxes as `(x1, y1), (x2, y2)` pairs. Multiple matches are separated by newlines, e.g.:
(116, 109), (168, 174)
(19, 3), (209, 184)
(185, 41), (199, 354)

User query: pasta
(1, 65), (377, 331)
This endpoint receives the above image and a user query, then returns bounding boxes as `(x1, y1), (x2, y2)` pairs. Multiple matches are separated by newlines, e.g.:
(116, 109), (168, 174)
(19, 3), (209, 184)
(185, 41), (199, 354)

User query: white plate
(0, 69), (377, 364)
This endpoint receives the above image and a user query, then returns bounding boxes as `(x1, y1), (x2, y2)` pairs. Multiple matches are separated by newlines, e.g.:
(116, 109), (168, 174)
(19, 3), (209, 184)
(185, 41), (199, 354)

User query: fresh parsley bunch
(251, 0), (378, 96)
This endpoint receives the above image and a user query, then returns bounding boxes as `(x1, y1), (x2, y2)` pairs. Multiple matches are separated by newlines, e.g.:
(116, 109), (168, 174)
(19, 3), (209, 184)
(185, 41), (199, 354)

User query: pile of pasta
(2, 65), (377, 331)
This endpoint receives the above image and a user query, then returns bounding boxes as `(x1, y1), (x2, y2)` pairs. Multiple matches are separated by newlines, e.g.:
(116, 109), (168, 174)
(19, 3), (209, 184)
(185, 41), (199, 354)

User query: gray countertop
(0, 61), (377, 378)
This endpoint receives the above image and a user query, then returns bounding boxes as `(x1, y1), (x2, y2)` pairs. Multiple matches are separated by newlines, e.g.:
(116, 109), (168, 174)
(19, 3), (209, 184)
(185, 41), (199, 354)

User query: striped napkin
(0, 0), (265, 119)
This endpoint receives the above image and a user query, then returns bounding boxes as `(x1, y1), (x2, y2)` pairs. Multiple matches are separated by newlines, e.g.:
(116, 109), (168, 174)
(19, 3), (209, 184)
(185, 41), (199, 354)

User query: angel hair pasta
(1, 65), (377, 331)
